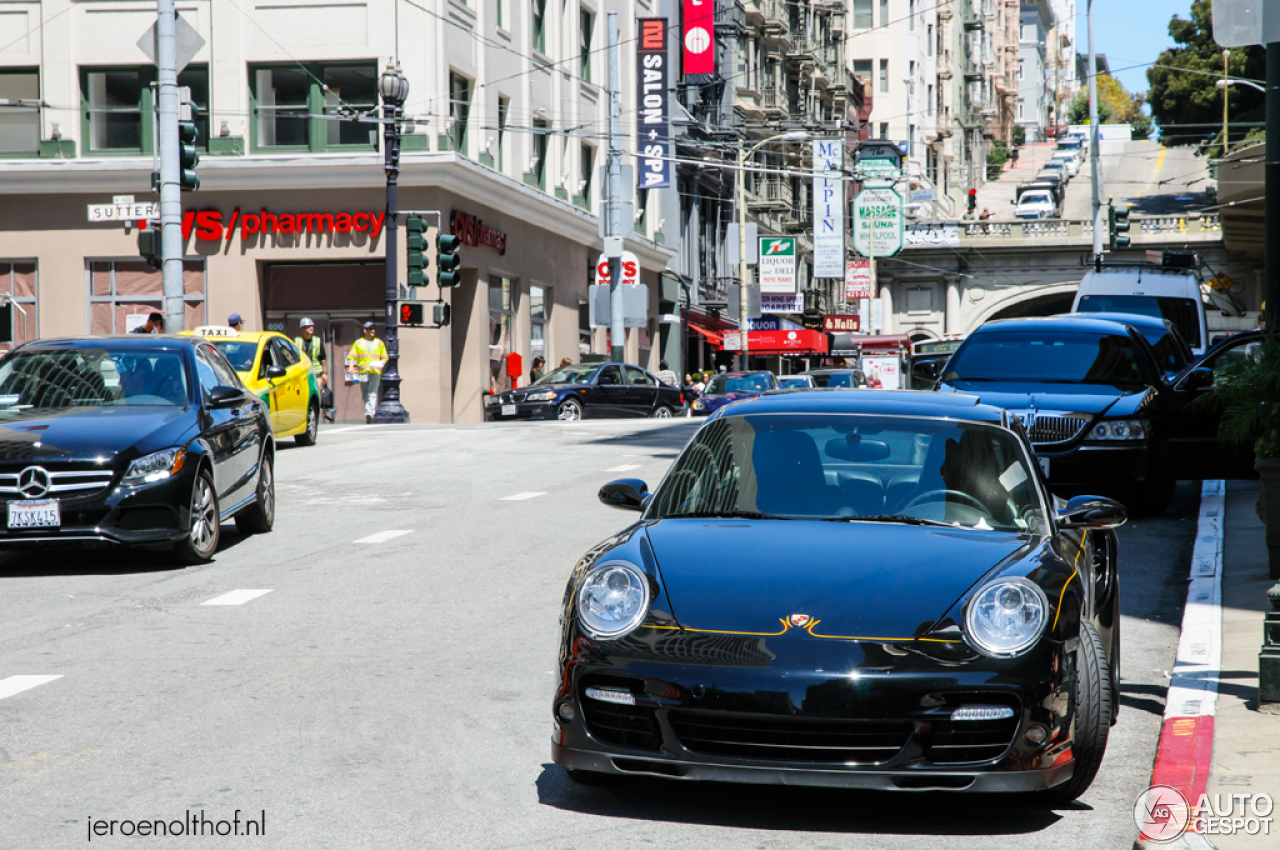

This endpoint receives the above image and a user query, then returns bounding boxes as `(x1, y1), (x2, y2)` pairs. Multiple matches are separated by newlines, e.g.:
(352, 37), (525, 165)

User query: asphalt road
(0, 419), (1200, 849)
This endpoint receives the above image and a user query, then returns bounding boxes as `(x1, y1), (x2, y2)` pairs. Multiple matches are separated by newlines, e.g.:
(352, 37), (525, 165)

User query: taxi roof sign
(190, 325), (239, 337)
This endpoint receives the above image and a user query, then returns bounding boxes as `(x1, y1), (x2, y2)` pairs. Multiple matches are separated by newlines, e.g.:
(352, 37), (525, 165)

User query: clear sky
(1086, 0), (1187, 95)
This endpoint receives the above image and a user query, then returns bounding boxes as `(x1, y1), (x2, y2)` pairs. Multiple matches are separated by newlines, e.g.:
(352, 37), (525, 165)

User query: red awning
(688, 323), (724, 345)
(719, 328), (829, 355)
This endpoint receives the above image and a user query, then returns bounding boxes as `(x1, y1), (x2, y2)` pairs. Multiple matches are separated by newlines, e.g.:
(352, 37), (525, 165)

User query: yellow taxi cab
(182, 326), (320, 446)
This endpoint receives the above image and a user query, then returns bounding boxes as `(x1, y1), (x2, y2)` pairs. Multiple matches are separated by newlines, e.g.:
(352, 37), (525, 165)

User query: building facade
(0, 0), (674, 422)
(1016, 0), (1056, 141)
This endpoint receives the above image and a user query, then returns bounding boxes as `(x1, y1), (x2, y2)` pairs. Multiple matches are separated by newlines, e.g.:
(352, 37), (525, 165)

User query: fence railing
(903, 214), (1223, 249)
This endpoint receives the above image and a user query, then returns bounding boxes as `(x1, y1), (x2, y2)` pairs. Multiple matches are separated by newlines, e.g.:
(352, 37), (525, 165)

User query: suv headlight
(526, 390), (557, 402)
(576, 562), (650, 640)
(1087, 418), (1147, 441)
(965, 577), (1049, 657)
(122, 447), (187, 485)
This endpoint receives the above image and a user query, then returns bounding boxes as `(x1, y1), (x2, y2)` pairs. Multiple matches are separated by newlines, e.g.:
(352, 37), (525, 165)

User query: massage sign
(182, 209), (388, 242)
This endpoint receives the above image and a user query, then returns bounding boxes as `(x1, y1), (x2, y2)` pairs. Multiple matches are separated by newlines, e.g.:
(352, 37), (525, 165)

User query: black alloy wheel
(652, 405), (674, 419)
(296, 401), (319, 446)
(557, 399), (583, 421)
(1037, 621), (1113, 803)
(175, 469), (220, 565)
(235, 453), (275, 535)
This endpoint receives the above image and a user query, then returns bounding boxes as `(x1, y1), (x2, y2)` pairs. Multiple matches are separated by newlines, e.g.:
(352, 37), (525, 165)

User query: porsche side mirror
(599, 479), (649, 511)
(265, 365), (287, 380)
(912, 359), (940, 383)
(208, 385), (245, 409)
(1179, 367), (1213, 390)
(1057, 495), (1127, 530)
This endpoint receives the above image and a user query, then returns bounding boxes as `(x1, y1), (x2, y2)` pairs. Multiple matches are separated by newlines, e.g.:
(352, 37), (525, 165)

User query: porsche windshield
(0, 348), (189, 409)
(943, 331), (1146, 386)
(650, 413), (1045, 533)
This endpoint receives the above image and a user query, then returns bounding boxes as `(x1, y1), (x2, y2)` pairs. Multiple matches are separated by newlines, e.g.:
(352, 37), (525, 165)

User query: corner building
(0, 0), (673, 422)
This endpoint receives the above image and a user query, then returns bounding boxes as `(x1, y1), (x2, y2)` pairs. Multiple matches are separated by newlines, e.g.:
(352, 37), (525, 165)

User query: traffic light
(405, 215), (428, 287)
(967, 188), (977, 213)
(400, 302), (425, 326)
(433, 303), (451, 327)
(1108, 201), (1131, 250)
(437, 232), (461, 288)
(178, 112), (200, 191)
(138, 222), (162, 270)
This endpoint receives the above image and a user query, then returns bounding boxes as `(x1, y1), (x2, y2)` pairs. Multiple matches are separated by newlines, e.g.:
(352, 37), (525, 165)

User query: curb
(1136, 480), (1225, 848)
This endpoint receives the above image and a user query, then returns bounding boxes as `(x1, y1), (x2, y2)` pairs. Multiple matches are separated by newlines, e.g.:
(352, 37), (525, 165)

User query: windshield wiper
(668, 510), (797, 521)
(824, 514), (955, 528)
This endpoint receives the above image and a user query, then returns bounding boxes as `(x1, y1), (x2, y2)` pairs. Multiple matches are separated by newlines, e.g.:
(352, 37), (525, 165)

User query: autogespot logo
(1135, 785), (1192, 843)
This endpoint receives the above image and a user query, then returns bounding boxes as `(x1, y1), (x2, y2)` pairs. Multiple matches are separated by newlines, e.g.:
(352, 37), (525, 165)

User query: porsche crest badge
(788, 614), (811, 627)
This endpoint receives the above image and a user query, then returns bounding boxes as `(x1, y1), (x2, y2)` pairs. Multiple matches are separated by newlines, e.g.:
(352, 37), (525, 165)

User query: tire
(235, 453), (275, 536)
(1038, 621), (1113, 804)
(174, 469), (220, 566)
(651, 404), (674, 419)
(295, 401), (319, 446)
(557, 399), (583, 421)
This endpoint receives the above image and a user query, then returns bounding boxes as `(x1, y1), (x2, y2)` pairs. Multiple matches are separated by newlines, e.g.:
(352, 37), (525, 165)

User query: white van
(1071, 261), (1209, 356)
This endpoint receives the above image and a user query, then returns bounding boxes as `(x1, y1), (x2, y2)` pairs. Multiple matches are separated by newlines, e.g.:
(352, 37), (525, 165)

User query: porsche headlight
(122, 447), (187, 485)
(576, 562), (650, 640)
(692, 399), (706, 409)
(1087, 418), (1147, 441)
(965, 577), (1049, 657)
(526, 390), (557, 402)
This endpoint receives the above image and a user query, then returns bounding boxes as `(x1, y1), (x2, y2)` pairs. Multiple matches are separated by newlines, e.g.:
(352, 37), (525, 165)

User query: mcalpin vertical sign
(812, 139), (844, 278)
(637, 19), (671, 189)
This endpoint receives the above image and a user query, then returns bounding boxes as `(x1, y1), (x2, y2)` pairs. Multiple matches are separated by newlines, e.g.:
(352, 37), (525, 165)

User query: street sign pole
(156, 0), (184, 331)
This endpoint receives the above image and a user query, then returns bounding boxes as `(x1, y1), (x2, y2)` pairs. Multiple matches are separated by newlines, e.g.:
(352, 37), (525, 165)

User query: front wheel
(235, 453), (275, 535)
(296, 401), (319, 446)
(174, 469), (220, 566)
(651, 404), (674, 419)
(1037, 621), (1112, 804)
(557, 399), (583, 421)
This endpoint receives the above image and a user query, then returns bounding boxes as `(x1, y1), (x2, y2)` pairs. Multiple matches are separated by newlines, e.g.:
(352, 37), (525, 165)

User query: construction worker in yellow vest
(346, 321), (388, 423)
(295, 318), (335, 422)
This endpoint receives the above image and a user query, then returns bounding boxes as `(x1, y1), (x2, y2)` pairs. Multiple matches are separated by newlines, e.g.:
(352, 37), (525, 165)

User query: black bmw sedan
(489, 362), (682, 421)
(553, 390), (1125, 801)
(0, 336), (274, 564)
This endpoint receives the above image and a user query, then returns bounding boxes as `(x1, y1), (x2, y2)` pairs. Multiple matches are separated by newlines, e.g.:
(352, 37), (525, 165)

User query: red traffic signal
(967, 188), (977, 211)
(400, 302), (425, 326)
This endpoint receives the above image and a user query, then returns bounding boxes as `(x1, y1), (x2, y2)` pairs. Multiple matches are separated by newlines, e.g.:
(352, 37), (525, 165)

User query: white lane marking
(352, 529), (414, 544)
(201, 589), (274, 606)
(0, 675), (62, 700)
(605, 464), (643, 472)
(500, 491), (547, 501)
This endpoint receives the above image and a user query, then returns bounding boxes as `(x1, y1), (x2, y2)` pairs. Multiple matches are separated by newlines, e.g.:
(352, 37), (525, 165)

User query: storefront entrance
(263, 262), (384, 423)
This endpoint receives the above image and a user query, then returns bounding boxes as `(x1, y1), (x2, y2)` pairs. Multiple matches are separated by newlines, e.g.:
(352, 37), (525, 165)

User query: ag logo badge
(788, 614), (811, 627)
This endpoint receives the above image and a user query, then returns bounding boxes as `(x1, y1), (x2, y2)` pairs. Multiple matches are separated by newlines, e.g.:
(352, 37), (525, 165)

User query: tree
(1146, 0), (1265, 148)
(1068, 91), (1112, 124)
(1068, 72), (1154, 138)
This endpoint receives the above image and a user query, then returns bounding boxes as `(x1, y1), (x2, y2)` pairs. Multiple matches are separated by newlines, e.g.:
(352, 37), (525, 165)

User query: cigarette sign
(758, 236), (796, 293)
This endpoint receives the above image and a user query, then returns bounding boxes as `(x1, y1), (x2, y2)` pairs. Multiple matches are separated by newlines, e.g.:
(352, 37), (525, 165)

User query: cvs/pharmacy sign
(595, 251), (640, 285)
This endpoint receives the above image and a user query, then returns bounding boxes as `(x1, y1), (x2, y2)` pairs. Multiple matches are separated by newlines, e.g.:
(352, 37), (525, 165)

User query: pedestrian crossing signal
(400, 302), (425, 326)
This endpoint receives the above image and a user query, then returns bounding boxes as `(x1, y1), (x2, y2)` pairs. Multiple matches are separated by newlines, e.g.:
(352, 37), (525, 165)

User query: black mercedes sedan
(489, 362), (682, 421)
(553, 390), (1125, 801)
(0, 336), (274, 564)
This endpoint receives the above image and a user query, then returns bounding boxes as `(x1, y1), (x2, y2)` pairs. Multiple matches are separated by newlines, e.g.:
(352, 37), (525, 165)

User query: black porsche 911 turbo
(0, 336), (274, 564)
(552, 390), (1125, 800)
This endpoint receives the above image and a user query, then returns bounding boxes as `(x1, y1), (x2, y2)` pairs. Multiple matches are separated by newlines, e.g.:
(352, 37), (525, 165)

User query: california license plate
(1038, 457), (1051, 479)
(501, 404), (516, 416)
(8, 499), (60, 529)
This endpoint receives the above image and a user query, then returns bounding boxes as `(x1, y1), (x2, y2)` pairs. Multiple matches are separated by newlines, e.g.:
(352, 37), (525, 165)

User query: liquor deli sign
(450, 210), (507, 256)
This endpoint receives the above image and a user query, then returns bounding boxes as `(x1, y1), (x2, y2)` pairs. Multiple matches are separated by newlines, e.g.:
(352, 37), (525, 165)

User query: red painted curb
(1150, 715), (1215, 817)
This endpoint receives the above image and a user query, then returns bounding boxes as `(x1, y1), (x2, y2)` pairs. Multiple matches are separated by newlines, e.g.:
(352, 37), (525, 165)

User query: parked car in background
(1051, 150), (1080, 177)
(794, 368), (868, 390)
(1055, 312), (1194, 378)
(1015, 191), (1057, 220)
(689, 371), (778, 416)
(1040, 160), (1069, 183)
(489, 362), (682, 421)
(777, 375), (816, 390)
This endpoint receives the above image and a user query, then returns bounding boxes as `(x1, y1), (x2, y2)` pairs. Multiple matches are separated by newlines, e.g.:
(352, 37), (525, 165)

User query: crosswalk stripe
(500, 492), (547, 501)
(605, 464), (642, 472)
(201, 589), (274, 606)
(0, 675), (62, 701)
(353, 530), (414, 544)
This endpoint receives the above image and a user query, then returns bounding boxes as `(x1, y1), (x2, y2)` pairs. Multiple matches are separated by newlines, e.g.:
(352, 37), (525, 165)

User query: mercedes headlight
(576, 562), (650, 640)
(1087, 418), (1147, 441)
(122, 447), (187, 485)
(965, 577), (1049, 657)
(526, 390), (557, 402)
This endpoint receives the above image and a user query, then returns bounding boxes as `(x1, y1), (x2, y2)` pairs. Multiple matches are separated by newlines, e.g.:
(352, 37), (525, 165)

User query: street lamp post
(375, 61), (410, 424)
(736, 130), (809, 369)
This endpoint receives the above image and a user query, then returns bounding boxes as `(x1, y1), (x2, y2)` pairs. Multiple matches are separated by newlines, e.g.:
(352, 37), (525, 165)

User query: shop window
(87, 259), (206, 333)
(489, 276), (517, 393)
(0, 70), (40, 156)
(530, 118), (549, 190)
(0, 261), (37, 351)
(532, 0), (547, 54)
(252, 63), (377, 152)
(449, 72), (471, 156)
(530, 284), (548, 366)
(580, 9), (594, 82)
(81, 66), (208, 155)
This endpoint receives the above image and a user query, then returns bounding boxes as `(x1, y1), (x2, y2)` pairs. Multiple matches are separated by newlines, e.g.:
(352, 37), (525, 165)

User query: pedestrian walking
(228, 313), (244, 332)
(656, 360), (678, 387)
(682, 373), (699, 417)
(130, 312), (164, 334)
(346, 321), (388, 424)
(530, 355), (546, 384)
(295, 318), (334, 422)
(559, 357), (574, 367)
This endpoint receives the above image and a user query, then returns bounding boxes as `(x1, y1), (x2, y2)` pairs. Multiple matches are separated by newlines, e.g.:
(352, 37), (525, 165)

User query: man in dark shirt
(130, 312), (165, 334)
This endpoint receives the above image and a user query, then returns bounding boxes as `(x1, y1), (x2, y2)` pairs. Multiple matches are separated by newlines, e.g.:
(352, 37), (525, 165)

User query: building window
(909, 0), (914, 30)
(82, 66), (208, 155)
(879, 122), (888, 139)
(580, 9), (594, 82)
(853, 59), (872, 88)
(0, 71), (40, 155)
(879, 59), (889, 93)
(0, 261), (36, 351)
(853, 0), (872, 29)
(927, 24), (933, 56)
(1017, 99), (1024, 120)
(88, 259), (205, 334)
(532, 0), (547, 54)
(497, 96), (509, 172)
(879, 0), (887, 27)
(449, 72), (471, 155)
(927, 84), (934, 115)
(531, 118), (549, 190)
(1018, 58), (1024, 81)
(488, 277), (517, 393)
(530, 284), (548, 366)
(578, 142), (593, 206)
(252, 63), (376, 152)
(497, 0), (503, 28)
